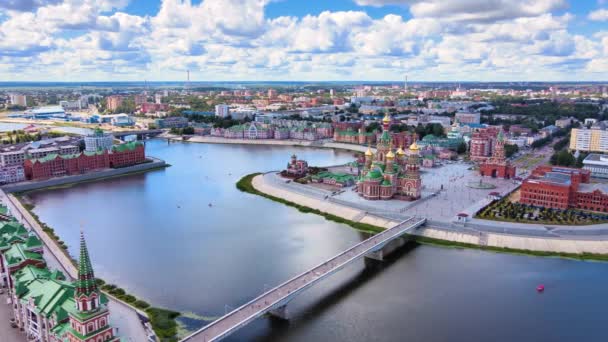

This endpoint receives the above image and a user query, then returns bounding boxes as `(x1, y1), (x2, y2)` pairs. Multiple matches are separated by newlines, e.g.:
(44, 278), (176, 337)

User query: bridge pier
(268, 305), (289, 320)
(364, 237), (407, 261)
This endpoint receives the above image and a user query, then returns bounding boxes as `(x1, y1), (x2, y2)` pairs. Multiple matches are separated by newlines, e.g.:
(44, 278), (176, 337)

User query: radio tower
(404, 75), (408, 93)
(185, 70), (190, 93)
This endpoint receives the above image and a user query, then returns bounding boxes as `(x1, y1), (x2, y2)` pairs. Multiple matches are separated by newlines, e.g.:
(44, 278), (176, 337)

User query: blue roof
(183, 111), (214, 116)
(464, 123), (486, 128)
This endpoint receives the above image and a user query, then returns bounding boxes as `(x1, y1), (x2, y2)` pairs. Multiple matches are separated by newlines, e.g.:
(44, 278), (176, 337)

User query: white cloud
(589, 9), (608, 21)
(354, 0), (567, 22)
(1, 0), (607, 81)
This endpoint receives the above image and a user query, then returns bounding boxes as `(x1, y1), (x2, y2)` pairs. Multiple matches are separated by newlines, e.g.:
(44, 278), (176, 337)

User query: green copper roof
(4, 243), (44, 266)
(379, 130), (391, 143)
(25, 235), (42, 249)
(75, 231), (98, 297)
(381, 180), (392, 186)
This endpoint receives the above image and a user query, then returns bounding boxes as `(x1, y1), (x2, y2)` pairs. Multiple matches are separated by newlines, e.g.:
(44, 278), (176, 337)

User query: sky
(0, 0), (607, 82)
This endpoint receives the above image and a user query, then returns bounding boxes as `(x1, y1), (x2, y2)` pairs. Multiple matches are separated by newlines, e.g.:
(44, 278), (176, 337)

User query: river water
(27, 139), (608, 341)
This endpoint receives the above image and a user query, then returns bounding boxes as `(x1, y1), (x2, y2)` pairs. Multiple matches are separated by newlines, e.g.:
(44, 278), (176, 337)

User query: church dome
(365, 146), (373, 157)
(382, 113), (391, 123)
(386, 150), (395, 159)
(396, 147), (406, 155)
(409, 142), (419, 151)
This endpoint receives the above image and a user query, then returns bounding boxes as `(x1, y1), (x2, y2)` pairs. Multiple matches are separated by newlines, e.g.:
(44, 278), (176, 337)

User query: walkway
(182, 217), (426, 342)
(0, 293), (22, 342)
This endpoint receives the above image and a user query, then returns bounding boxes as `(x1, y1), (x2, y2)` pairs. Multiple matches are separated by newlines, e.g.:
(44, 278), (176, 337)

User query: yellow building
(570, 128), (608, 153)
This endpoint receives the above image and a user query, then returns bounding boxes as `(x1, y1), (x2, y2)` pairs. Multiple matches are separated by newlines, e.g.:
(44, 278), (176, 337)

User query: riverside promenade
(0, 189), (152, 342)
(252, 173), (608, 255)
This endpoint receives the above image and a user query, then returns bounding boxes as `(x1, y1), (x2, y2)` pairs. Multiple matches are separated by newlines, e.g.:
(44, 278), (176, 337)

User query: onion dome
(386, 150), (395, 159)
(365, 146), (373, 157)
(409, 141), (419, 151)
(396, 146), (406, 156)
(382, 113), (391, 123)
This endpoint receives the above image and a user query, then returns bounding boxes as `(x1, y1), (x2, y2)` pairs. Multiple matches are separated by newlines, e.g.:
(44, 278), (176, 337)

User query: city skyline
(0, 0), (608, 82)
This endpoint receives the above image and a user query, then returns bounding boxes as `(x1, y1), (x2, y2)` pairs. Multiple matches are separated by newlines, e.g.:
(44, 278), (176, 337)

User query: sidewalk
(0, 293), (23, 342)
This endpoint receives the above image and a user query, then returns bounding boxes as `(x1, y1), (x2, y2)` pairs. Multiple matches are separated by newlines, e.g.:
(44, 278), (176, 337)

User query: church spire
(75, 231), (98, 298)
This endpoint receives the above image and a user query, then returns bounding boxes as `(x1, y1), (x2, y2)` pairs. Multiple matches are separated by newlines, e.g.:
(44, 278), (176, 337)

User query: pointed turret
(74, 231), (101, 313)
(76, 231), (97, 297)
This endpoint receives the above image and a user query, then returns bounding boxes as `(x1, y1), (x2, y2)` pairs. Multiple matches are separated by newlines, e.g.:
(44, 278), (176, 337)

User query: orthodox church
(357, 113), (422, 201)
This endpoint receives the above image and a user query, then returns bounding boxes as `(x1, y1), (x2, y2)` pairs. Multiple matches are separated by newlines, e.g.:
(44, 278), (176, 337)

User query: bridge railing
(182, 217), (424, 341)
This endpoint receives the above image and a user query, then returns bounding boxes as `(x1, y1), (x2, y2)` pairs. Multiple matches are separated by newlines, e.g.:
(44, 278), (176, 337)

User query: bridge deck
(182, 217), (426, 342)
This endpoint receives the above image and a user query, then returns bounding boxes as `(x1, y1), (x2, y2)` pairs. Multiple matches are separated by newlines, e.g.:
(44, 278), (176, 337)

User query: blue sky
(0, 0), (607, 81)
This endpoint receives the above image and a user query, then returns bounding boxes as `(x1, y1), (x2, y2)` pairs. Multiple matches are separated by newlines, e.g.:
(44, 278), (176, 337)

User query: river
(26, 139), (608, 341)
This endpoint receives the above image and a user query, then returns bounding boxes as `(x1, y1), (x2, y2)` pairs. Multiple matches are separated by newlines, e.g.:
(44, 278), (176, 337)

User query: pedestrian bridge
(181, 217), (426, 342)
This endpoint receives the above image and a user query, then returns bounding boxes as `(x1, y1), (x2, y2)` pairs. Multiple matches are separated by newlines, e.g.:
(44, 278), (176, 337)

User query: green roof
(381, 180), (392, 186)
(4, 243), (44, 266)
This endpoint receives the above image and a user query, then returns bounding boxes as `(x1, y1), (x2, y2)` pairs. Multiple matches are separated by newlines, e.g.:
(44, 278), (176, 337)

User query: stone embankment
(1, 157), (167, 193)
(251, 173), (608, 256)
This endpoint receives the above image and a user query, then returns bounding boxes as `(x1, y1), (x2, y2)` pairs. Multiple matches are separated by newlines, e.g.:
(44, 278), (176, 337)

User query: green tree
(504, 144), (519, 158)
(457, 141), (467, 154)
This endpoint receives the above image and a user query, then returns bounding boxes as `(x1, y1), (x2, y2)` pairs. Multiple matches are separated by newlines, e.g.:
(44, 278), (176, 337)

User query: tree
(550, 150), (575, 167)
(504, 144), (519, 158)
(456, 141), (467, 154)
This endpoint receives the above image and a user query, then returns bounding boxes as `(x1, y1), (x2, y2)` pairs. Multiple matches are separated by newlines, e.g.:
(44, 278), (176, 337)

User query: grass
(239, 173), (608, 262)
(410, 235), (608, 262)
(14, 195), (181, 341)
(237, 173), (384, 234)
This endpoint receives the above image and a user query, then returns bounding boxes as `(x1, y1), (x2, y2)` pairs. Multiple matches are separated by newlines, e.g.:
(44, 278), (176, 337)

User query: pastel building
(569, 127), (608, 153)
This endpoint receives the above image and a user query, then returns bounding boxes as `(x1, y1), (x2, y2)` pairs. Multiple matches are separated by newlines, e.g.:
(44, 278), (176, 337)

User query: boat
(536, 285), (545, 292)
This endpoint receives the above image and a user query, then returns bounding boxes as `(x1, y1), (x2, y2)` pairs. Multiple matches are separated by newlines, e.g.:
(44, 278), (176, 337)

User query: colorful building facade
(357, 114), (422, 201)
(518, 166), (608, 211)
(479, 131), (516, 179)
(24, 142), (145, 180)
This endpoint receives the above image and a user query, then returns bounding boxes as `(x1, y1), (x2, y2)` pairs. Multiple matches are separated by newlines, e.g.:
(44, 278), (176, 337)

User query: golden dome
(365, 146), (373, 157)
(397, 147), (406, 155)
(409, 142), (419, 151)
(386, 150), (395, 159)
(382, 113), (391, 123)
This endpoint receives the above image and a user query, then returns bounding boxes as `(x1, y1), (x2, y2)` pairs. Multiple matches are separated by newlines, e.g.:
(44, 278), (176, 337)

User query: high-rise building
(106, 96), (123, 111)
(9, 93), (27, 107)
(268, 89), (278, 99)
(155, 93), (163, 104)
(215, 104), (230, 118)
(569, 127), (608, 153)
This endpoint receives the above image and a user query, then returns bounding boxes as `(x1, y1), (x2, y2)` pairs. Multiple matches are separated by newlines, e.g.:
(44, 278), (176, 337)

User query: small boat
(536, 285), (545, 292)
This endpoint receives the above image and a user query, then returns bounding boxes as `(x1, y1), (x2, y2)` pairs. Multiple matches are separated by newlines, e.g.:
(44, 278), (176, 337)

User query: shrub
(134, 300), (150, 309)
(102, 284), (116, 291)
(110, 288), (126, 296)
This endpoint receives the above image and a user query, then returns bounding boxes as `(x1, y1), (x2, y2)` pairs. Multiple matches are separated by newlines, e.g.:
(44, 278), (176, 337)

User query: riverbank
(244, 173), (608, 260)
(1, 190), (183, 341)
(162, 134), (371, 154)
(1, 157), (168, 193)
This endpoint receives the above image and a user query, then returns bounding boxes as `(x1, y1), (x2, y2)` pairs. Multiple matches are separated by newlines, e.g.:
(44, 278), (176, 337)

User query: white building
(583, 154), (608, 179)
(0, 165), (25, 184)
(84, 129), (114, 152)
(155, 93), (163, 104)
(9, 93), (27, 107)
(59, 100), (83, 110)
(215, 104), (230, 118)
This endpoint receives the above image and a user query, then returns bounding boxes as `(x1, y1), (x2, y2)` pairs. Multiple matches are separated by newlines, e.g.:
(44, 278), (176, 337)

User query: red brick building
(519, 166), (608, 212)
(24, 142), (145, 180)
(479, 131), (516, 179)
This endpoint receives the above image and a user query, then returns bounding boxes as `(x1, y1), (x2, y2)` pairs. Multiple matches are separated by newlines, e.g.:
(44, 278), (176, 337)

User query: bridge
(181, 217), (426, 342)
(113, 129), (164, 140)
